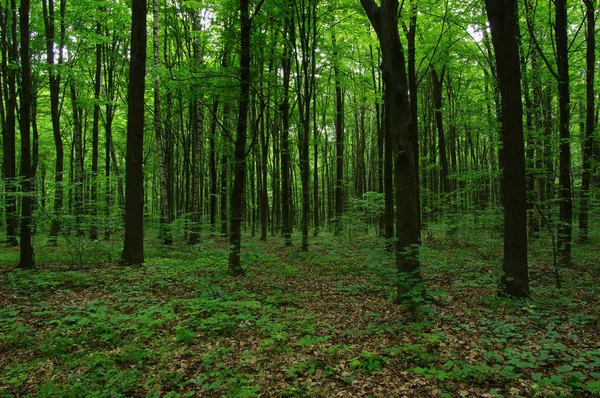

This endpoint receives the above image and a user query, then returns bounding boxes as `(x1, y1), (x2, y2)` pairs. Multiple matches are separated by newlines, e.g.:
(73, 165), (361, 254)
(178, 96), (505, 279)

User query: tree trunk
(485, 0), (530, 297)
(220, 103), (230, 237)
(121, 0), (147, 265)
(208, 100), (218, 235)
(578, 0), (595, 242)
(153, 0), (173, 245)
(555, 0), (572, 267)
(360, 0), (422, 302)
(17, 0), (33, 268)
(2, 1), (18, 246)
(189, 12), (205, 245)
(43, 0), (65, 246)
(228, 0), (254, 276)
(333, 32), (344, 237)
(70, 82), (84, 237)
(90, 21), (102, 241)
(281, 16), (293, 246)
(432, 67), (451, 196)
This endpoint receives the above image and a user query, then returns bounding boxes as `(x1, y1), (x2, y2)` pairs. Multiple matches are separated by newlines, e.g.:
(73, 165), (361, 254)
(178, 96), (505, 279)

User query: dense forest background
(1, 0), (599, 396)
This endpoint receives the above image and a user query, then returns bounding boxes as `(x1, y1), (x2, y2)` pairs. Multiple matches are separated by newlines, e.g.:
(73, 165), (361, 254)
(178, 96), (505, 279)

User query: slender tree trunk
(18, 0), (34, 268)
(44, 0), (65, 246)
(333, 32), (344, 237)
(70, 83), (84, 237)
(209, 100), (219, 235)
(121, 0), (147, 265)
(220, 103), (230, 237)
(555, 0), (572, 267)
(407, 1), (420, 229)
(228, 0), (255, 275)
(432, 67), (451, 196)
(485, 0), (530, 297)
(578, 0), (595, 242)
(153, 0), (173, 245)
(189, 12), (204, 245)
(260, 102), (269, 241)
(1, 0), (18, 246)
(90, 21), (101, 241)
(281, 16), (293, 246)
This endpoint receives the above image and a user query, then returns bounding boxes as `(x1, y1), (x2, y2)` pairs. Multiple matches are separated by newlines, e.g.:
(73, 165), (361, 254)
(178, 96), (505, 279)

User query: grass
(0, 220), (599, 397)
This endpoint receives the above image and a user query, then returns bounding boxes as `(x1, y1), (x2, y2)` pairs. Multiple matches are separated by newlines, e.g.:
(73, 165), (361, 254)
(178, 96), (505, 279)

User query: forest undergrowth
(1, 216), (599, 397)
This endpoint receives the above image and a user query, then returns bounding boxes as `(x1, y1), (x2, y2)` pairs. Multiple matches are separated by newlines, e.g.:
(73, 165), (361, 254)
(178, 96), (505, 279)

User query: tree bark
(153, 0), (173, 245)
(578, 0), (595, 242)
(121, 0), (147, 266)
(555, 0), (572, 267)
(17, 0), (33, 268)
(43, 0), (65, 246)
(90, 21), (102, 241)
(70, 82), (84, 237)
(485, 0), (530, 297)
(1, 0), (18, 246)
(332, 32), (344, 237)
(281, 15), (293, 246)
(360, 0), (422, 302)
(228, 0), (253, 276)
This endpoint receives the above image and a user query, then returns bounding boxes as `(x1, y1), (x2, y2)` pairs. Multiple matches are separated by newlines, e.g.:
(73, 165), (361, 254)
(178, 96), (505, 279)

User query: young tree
(578, 0), (595, 242)
(153, 0), (173, 245)
(484, 0), (529, 297)
(43, 0), (66, 246)
(281, 11), (293, 246)
(121, 0), (147, 266)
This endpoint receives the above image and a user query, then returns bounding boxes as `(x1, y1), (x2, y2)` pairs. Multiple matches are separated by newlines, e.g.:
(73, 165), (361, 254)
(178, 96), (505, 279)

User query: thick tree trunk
(2, 1), (18, 246)
(18, 0), (34, 268)
(360, 0), (422, 302)
(121, 0), (147, 265)
(485, 0), (530, 297)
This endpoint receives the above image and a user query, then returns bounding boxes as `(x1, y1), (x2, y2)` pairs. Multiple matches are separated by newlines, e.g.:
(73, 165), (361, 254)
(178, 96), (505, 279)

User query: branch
(359, 0), (380, 29)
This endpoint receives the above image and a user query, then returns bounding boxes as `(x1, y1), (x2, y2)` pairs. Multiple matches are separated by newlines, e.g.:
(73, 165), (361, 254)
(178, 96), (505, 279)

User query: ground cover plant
(1, 217), (599, 397)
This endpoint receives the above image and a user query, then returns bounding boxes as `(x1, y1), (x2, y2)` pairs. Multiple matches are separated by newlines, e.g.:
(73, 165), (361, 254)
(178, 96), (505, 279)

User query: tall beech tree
(121, 0), (147, 266)
(359, 0), (422, 301)
(228, 0), (264, 275)
(484, 0), (529, 297)
(1, 0), (18, 246)
(554, 0), (572, 267)
(18, 0), (33, 268)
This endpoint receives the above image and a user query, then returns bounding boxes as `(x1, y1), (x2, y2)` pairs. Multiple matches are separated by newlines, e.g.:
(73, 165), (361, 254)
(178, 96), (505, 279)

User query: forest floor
(1, 216), (599, 397)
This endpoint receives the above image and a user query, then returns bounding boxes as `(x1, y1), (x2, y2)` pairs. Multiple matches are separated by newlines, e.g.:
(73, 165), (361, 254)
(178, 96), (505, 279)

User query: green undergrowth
(0, 221), (599, 397)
